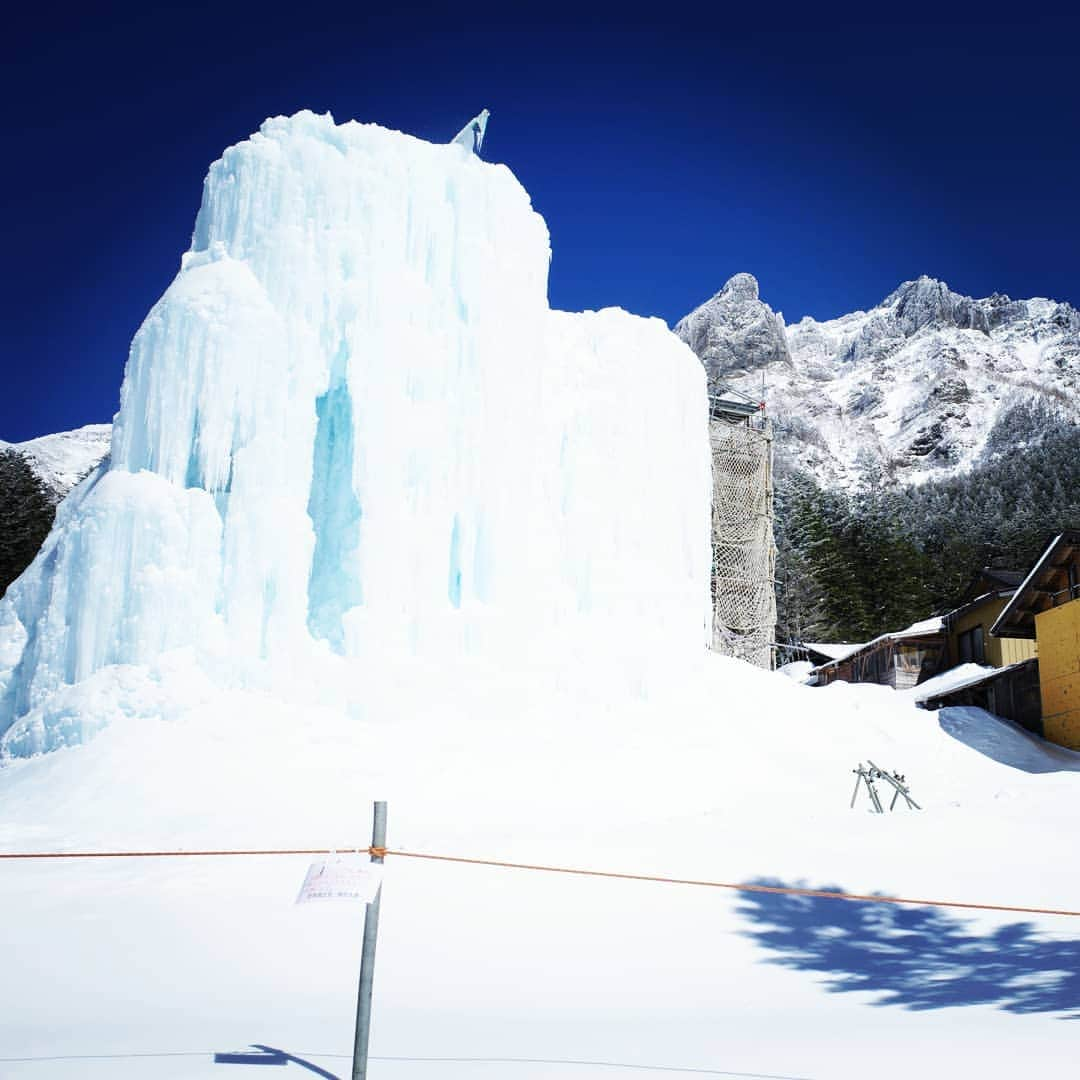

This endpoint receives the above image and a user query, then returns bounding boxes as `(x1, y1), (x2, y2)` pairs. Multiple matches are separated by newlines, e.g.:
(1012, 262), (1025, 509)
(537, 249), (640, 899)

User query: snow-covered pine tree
(774, 414), (1080, 643)
(0, 449), (56, 596)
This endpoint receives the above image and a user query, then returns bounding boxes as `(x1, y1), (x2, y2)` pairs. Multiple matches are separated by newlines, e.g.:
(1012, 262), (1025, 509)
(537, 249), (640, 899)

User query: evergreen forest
(775, 401), (1080, 646)
(0, 449), (57, 597)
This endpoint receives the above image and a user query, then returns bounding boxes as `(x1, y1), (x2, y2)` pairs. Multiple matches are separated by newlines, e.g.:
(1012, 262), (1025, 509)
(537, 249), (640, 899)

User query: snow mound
(2, 657), (1079, 1079)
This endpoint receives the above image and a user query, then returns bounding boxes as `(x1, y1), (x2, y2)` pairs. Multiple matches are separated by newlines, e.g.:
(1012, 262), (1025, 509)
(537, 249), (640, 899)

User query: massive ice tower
(0, 112), (712, 756)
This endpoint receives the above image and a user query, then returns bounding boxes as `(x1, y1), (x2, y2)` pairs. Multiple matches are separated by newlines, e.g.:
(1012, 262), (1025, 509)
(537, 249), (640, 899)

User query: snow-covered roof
(914, 658), (1037, 706)
(812, 615), (944, 670)
(804, 641), (864, 662)
(892, 616), (944, 638)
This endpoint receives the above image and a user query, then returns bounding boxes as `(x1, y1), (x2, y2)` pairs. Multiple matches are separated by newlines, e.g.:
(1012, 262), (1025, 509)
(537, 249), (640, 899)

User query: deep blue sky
(3, 2), (1078, 441)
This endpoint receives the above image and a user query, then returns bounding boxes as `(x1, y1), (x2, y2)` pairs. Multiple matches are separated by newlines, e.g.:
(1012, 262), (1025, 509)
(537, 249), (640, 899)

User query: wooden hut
(942, 568), (1038, 669)
(916, 658), (1042, 733)
(814, 617), (946, 690)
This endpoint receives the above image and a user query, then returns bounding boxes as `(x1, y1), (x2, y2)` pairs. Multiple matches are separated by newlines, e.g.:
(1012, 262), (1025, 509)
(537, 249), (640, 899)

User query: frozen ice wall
(0, 111), (711, 756)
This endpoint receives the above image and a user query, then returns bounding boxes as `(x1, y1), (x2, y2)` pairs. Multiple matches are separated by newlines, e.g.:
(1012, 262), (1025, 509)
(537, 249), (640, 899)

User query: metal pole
(352, 801), (387, 1080)
(865, 770), (884, 814)
(869, 761), (921, 811)
(850, 766), (864, 809)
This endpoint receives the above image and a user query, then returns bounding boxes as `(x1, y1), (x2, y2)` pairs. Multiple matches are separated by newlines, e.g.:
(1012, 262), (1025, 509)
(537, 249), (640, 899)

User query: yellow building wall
(1000, 635), (1038, 666)
(949, 597), (1037, 668)
(1035, 598), (1080, 750)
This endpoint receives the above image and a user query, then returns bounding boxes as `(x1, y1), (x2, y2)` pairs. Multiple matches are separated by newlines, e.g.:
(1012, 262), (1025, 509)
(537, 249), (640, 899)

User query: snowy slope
(676, 275), (1080, 488)
(0, 423), (111, 499)
(2, 659), (1079, 1079)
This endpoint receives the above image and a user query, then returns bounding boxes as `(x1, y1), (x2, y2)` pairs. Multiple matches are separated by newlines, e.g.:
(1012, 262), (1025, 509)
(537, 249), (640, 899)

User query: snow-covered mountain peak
(0, 423), (111, 499)
(674, 273), (790, 390)
(883, 273), (962, 308)
(676, 274), (1080, 488)
(718, 271), (761, 302)
(876, 276), (1034, 338)
(865, 275), (1080, 342)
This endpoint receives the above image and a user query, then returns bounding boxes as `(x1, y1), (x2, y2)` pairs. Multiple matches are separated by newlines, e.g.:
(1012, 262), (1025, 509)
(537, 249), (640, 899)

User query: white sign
(296, 857), (383, 905)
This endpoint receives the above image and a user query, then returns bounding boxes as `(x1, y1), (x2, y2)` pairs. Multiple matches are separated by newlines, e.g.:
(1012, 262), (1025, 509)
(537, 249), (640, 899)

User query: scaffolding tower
(709, 387), (776, 669)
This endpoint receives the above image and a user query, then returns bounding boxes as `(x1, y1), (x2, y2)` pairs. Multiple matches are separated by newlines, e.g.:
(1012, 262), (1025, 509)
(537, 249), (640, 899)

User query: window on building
(958, 625), (985, 664)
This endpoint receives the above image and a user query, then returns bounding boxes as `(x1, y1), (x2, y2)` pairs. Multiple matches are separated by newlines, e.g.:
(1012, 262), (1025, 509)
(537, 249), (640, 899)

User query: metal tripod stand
(851, 760), (921, 812)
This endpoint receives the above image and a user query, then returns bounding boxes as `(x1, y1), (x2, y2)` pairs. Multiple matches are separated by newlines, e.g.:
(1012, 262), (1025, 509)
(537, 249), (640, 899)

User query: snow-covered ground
(2, 656), (1079, 1080)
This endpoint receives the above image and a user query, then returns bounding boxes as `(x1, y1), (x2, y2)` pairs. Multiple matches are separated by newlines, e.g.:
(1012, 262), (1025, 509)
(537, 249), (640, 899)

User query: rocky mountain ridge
(676, 274), (1080, 488)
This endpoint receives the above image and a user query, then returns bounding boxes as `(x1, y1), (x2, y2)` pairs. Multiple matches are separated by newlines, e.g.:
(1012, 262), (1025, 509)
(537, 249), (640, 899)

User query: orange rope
(2, 844), (1076, 918)
(382, 849), (1080, 918)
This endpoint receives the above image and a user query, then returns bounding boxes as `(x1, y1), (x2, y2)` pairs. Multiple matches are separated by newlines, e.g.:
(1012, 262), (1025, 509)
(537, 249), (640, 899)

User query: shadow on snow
(938, 706), (1080, 774)
(737, 881), (1080, 1018)
(215, 1045), (340, 1076)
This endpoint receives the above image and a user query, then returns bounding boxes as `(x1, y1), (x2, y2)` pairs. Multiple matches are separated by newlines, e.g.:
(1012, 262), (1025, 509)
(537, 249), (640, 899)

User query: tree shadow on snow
(736, 881), (1080, 1018)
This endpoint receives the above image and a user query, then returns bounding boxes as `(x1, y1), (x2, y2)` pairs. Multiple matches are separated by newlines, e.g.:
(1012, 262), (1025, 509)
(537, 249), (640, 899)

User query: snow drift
(0, 112), (711, 756)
